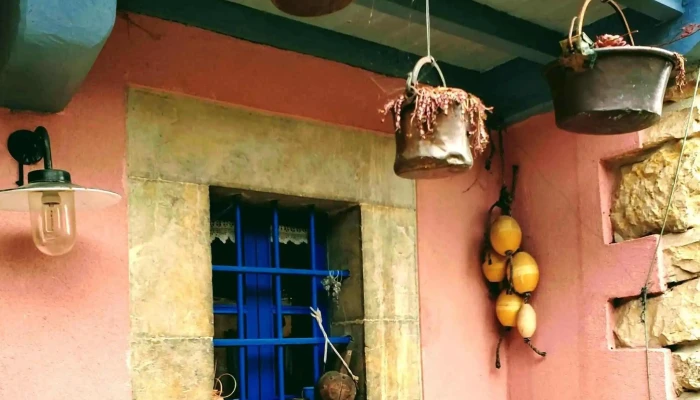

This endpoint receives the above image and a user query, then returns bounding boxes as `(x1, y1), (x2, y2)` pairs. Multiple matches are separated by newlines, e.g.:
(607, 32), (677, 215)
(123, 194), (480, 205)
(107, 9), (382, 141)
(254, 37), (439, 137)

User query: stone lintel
(127, 87), (415, 211)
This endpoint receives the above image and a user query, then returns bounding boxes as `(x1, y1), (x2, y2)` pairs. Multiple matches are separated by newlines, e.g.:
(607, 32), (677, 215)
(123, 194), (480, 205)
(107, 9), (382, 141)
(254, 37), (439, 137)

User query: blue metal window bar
(212, 201), (351, 400)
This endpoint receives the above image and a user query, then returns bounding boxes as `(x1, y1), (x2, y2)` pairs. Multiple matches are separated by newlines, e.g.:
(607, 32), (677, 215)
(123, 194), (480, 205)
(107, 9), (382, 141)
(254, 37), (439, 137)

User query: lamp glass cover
(28, 190), (76, 256)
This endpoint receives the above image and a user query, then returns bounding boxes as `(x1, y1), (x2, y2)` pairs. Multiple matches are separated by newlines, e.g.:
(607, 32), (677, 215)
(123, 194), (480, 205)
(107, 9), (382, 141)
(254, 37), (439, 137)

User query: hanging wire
(640, 67), (700, 399)
(408, 0), (446, 89)
(425, 0), (431, 58)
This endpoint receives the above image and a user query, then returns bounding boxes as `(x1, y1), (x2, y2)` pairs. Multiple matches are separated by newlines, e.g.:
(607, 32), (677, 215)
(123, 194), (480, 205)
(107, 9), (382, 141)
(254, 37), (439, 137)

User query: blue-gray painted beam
(631, 0), (700, 59)
(356, 0), (562, 64)
(617, 0), (684, 22)
(478, 58), (553, 126)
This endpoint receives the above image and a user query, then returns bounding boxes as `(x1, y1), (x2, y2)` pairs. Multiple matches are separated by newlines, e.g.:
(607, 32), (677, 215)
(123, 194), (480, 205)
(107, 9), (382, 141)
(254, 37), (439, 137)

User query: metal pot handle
(568, 0), (635, 50)
(405, 55), (447, 98)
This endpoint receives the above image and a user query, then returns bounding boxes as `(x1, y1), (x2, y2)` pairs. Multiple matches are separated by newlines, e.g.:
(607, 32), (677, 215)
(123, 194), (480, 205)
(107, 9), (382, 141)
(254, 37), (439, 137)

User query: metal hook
(405, 55), (448, 98)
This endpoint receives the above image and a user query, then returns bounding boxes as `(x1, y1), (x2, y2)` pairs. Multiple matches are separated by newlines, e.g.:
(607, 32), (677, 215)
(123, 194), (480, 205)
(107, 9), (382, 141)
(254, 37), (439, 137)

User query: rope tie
(212, 373), (237, 399)
(310, 307), (358, 382)
(524, 338), (547, 357)
(506, 251), (515, 294)
(495, 329), (507, 369)
(489, 165), (519, 216)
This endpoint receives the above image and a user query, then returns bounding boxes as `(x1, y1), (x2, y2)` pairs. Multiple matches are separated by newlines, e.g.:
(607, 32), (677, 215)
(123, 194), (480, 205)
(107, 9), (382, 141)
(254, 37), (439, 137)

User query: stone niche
(611, 94), (700, 398)
(126, 87), (422, 400)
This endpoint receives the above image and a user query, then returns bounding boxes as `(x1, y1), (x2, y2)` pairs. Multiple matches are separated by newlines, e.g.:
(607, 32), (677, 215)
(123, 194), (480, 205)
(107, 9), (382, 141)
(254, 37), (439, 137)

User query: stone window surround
(126, 87), (423, 400)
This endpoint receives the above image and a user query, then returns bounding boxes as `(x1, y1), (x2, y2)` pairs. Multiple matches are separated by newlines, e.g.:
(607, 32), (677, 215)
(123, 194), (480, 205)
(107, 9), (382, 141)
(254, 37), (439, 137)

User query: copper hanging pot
(544, 0), (677, 134)
(394, 56), (475, 179)
(271, 0), (354, 17)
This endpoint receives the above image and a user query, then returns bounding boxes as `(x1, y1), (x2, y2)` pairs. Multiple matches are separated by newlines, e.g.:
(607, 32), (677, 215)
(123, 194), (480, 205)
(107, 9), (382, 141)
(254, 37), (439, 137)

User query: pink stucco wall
(0, 75), (129, 397)
(0, 14), (505, 399)
(417, 156), (508, 400)
(504, 114), (672, 400)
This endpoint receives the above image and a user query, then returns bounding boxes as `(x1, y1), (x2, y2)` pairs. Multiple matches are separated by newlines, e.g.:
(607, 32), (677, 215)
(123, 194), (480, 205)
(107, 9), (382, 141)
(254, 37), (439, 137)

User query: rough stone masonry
(611, 93), (700, 397)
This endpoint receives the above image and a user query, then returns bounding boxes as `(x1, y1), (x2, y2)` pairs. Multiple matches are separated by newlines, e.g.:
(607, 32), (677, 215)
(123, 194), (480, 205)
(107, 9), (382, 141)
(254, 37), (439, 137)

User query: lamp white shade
(0, 182), (121, 212)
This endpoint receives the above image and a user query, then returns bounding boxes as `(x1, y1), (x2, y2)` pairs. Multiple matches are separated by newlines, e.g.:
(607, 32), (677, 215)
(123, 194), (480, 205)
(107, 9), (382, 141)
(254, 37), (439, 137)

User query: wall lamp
(0, 127), (121, 256)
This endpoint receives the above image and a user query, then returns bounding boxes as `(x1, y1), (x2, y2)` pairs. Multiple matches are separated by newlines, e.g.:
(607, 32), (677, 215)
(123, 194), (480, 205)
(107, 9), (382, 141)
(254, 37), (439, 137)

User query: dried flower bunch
(594, 34), (627, 48)
(382, 86), (492, 155)
(321, 272), (342, 303)
(672, 52), (687, 92)
(681, 23), (700, 38)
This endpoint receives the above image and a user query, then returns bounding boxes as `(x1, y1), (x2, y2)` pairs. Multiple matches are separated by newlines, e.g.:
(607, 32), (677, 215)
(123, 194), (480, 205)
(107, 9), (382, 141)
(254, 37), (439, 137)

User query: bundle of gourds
(483, 214), (546, 368)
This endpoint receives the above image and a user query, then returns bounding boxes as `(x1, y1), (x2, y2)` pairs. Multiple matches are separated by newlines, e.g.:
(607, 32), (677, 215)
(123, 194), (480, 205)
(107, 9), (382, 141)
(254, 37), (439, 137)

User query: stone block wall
(611, 94), (700, 397)
(128, 178), (215, 399)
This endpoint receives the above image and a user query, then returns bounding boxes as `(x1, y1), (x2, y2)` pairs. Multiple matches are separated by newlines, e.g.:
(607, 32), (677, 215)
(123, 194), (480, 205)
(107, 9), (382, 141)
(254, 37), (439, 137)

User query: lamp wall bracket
(7, 126), (55, 186)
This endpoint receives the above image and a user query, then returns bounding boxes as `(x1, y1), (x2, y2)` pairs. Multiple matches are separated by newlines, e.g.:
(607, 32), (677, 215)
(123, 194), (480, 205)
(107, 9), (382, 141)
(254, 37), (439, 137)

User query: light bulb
(28, 191), (76, 256)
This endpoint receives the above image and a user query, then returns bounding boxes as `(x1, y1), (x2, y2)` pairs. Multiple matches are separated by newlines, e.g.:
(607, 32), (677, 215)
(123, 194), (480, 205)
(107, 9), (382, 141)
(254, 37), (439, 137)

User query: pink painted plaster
(417, 156), (508, 400)
(0, 13), (505, 399)
(0, 70), (128, 398)
(504, 113), (672, 400)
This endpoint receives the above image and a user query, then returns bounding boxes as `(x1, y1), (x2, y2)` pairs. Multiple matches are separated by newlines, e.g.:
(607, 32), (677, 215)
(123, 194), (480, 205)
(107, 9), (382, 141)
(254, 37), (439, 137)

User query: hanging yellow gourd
(515, 303), (547, 357)
(489, 215), (522, 256)
(482, 250), (507, 283)
(508, 252), (540, 294)
(516, 303), (537, 338)
(495, 291), (523, 327)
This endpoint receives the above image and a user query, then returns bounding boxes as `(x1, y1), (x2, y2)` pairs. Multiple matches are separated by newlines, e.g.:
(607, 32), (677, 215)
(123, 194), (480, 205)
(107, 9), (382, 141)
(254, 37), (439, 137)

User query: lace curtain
(210, 220), (309, 245)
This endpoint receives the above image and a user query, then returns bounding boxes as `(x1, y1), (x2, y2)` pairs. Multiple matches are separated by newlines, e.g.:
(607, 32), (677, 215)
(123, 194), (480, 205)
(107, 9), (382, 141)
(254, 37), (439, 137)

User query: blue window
(211, 200), (351, 400)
